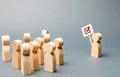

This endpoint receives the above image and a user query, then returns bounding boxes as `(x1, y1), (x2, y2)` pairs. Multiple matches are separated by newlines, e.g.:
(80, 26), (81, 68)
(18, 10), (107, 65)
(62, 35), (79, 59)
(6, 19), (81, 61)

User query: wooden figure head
(30, 41), (39, 53)
(12, 40), (22, 52)
(44, 42), (56, 54)
(34, 37), (44, 48)
(1, 35), (10, 45)
(54, 37), (64, 48)
(21, 43), (30, 56)
(92, 33), (102, 42)
(24, 33), (31, 43)
(43, 34), (50, 43)
(41, 30), (49, 37)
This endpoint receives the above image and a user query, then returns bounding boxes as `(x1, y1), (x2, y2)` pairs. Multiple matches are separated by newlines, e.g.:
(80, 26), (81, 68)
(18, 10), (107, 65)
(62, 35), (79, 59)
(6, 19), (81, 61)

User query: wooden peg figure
(43, 33), (50, 65)
(30, 41), (40, 71)
(34, 38), (44, 65)
(24, 33), (31, 43)
(43, 42), (56, 72)
(41, 30), (49, 37)
(12, 40), (22, 69)
(21, 44), (32, 75)
(1, 35), (10, 61)
(54, 37), (64, 65)
(91, 33), (102, 57)
(22, 33), (31, 67)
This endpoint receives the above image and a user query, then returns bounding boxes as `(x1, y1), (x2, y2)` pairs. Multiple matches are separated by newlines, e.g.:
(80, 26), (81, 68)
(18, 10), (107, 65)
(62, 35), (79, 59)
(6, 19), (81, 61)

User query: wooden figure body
(43, 42), (56, 72)
(12, 40), (22, 69)
(1, 35), (10, 61)
(24, 33), (31, 43)
(34, 38), (44, 65)
(42, 33), (50, 53)
(54, 37), (64, 65)
(30, 41), (40, 71)
(91, 33), (102, 57)
(41, 30), (49, 37)
(21, 44), (32, 75)
(43, 33), (50, 66)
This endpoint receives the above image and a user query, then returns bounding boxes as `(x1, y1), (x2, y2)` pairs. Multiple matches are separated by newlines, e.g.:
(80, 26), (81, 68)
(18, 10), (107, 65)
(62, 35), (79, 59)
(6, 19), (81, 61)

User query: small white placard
(81, 24), (94, 37)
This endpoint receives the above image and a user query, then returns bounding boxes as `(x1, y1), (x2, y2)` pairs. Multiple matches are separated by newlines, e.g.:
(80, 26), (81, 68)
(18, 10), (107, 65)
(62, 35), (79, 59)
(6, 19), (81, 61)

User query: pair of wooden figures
(12, 33), (40, 75)
(42, 30), (64, 72)
(43, 37), (64, 72)
(21, 42), (40, 75)
(21, 41), (40, 75)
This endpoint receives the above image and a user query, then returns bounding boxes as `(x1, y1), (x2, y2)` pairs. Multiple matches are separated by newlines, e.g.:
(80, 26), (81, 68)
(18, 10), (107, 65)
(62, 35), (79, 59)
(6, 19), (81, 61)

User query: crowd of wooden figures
(1, 30), (64, 75)
(1, 29), (103, 75)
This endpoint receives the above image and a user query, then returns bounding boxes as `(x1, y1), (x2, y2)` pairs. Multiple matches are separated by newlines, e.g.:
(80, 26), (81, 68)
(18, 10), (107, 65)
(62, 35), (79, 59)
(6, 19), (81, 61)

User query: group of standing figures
(1, 29), (103, 75)
(1, 30), (64, 75)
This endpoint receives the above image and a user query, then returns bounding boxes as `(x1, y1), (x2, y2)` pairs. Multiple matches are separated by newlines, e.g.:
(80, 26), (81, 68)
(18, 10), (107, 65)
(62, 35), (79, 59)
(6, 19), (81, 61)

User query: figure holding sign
(81, 24), (103, 58)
